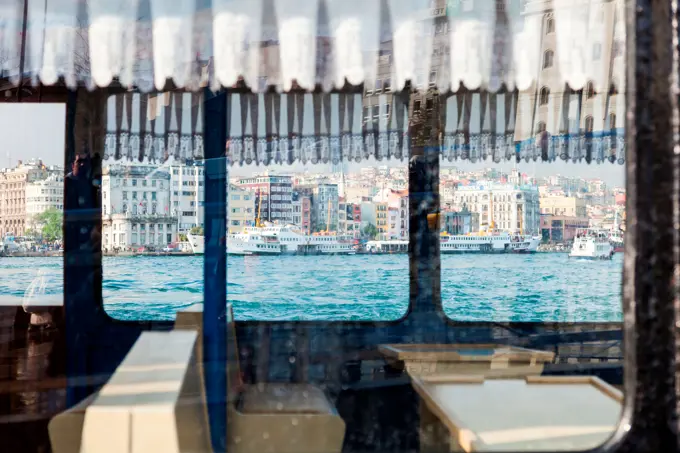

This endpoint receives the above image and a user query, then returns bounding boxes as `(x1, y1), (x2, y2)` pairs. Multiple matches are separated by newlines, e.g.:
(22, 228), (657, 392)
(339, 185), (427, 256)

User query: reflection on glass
(101, 92), (205, 320)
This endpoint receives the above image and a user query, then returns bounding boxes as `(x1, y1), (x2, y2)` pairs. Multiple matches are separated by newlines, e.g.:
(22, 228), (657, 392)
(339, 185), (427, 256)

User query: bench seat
(49, 330), (211, 453)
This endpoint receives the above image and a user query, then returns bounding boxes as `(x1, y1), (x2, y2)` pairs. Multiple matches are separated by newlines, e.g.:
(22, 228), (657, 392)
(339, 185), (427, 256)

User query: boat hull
(568, 253), (613, 260)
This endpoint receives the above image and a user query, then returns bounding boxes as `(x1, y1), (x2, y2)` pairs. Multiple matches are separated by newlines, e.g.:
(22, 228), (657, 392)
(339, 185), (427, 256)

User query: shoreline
(0, 249), (592, 258)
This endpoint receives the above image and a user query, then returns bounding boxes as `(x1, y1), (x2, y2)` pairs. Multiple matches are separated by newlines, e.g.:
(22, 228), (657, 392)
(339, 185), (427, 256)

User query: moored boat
(569, 228), (614, 260)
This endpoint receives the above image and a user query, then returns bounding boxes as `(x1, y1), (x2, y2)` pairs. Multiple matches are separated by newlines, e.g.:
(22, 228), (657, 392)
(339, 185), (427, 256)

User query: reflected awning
(0, 0), (625, 95)
(103, 88), (625, 166)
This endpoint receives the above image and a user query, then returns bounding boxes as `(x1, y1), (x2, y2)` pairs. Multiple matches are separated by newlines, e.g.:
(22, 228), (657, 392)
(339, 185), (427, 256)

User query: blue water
(0, 254), (623, 323)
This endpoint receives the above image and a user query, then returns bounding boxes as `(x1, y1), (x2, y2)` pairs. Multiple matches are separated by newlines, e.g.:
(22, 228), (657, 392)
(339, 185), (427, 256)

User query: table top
(379, 343), (555, 363)
(412, 375), (622, 452)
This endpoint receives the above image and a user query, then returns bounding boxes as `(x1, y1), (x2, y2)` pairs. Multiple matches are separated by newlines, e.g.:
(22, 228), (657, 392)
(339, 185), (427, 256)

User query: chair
(175, 303), (346, 453)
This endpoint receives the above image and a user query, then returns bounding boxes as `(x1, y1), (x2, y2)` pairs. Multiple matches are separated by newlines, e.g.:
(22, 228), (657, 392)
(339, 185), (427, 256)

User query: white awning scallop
(101, 88), (625, 166)
(0, 0), (625, 94)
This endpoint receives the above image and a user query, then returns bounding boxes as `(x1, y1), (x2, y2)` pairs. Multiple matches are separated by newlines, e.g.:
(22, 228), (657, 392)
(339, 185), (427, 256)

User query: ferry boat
(609, 211), (625, 253)
(609, 230), (624, 253)
(569, 228), (614, 260)
(186, 230), (282, 256)
(365, 231), (540, 254)
(257, 223), (356, 255)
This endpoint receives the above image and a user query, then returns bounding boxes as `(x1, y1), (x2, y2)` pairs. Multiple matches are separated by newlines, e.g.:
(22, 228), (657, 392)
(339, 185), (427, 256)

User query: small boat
(569, 228), (614, 260)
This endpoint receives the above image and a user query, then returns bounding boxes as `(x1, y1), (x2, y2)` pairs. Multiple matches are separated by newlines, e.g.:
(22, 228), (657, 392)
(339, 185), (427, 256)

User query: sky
(1, 104), (625, 187)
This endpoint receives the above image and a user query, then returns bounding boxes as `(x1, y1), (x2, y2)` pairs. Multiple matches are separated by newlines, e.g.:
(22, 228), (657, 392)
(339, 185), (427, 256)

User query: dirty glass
(0, 103), (65, 322)
(0, 0), (635, 452)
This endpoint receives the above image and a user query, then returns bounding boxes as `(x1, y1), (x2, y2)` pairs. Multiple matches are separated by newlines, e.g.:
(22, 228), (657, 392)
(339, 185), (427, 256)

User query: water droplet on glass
(292, 418), (299, 426)
(78, 196), (85, 206)
(289, 356), (296, 363)
(263, 432), (269, 439)
(80, 227), (88, 234)
(234, 437), (241, 444)
(276, 402), (283, 411)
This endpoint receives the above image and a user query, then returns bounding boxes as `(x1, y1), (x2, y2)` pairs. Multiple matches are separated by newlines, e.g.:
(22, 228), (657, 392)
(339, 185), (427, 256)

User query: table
(379, 344), (555, 378)
(412, 375), (623, 452)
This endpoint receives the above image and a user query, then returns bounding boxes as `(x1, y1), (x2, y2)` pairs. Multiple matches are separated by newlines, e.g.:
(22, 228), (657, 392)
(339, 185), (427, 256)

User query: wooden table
(412, 375), (623, 452)
(379, 344), (555, 378)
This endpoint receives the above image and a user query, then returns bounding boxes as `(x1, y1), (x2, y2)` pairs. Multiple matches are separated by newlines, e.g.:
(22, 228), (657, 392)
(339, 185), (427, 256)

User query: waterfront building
(228, 185), (255, 233)
(539, 195), (587, 217)
(339, 200), (361, 238)
(238, 174), (293, 224)
(311, 183), (339, 232)
(291, 191), (312, 235)
(540, 215), (590, 243)
(375, 202), (389, 239)
(0, 160), (51, 237)
(452, 179), (541, 235)
(441, 208), (480, 235)
(101, 163), (177, 251)
(170, 161), (204, 233)
(25, 173), (64, 231)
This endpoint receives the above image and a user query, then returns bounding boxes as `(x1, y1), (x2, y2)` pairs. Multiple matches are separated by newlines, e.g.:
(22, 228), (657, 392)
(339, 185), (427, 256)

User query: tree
(362, 223), (379, 240)
(189, 226), (204, 235)
(35, 208), (63, 242)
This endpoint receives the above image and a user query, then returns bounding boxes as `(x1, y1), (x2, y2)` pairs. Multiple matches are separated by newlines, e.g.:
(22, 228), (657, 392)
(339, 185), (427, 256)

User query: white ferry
(257, 223), (356, 255)
(186, 230), (282, 256)
(569, 228), (614, 260)
(366, 231), (539, 254)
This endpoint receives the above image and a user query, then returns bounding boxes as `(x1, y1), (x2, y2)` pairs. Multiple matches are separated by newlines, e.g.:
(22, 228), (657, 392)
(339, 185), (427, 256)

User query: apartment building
(228, 185), (255, 233)
(238, 174), (293, 224)
(170, 162), (204, 233)
(25, 173), (64, 230)
(101, 163), (177, 251)
(539, 195), (587, 217)
(0, 160), (51, 237)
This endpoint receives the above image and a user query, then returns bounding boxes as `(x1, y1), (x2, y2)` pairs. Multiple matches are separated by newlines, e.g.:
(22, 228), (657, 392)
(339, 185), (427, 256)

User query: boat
(257, 223), (356, 255)
(609, 211), (625, 253)
(186, 233), (204, 255)
(569, 228), (614, 260)
(364, 231), (540, 254)
(187, 230), (282, 255)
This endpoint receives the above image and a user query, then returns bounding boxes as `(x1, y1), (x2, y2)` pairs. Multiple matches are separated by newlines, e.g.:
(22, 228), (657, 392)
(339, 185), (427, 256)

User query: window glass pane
(226, 92), (409, 321)
(101, 91), (204, 321)
(0, 104), (65, 316)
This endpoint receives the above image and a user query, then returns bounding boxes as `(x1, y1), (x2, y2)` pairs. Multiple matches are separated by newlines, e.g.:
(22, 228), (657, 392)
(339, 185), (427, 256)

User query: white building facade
(101, 164), (177, 251)
(170, 162), (204, 233)
(452, 182), (541, 235)
(25, 173), (64, 229)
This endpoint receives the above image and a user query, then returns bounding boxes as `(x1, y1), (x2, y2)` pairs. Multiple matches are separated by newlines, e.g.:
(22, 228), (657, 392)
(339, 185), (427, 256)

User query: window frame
(50, 1), (677, 448)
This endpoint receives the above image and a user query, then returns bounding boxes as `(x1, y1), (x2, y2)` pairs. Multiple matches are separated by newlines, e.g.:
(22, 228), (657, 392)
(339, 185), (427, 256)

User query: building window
(586, 81), (595, 99)
(609, 82), (619, 95)
(546, 17), (555, 34)
(543, 50), (554, 69)
(429, 70), (437, 86)
(539, 87), (550, 105)
(609, 113), (617, 130)
(585, 115), (594, 133)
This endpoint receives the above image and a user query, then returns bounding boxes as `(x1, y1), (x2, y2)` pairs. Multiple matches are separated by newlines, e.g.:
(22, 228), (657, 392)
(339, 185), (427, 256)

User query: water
(0, 254), (623, 322)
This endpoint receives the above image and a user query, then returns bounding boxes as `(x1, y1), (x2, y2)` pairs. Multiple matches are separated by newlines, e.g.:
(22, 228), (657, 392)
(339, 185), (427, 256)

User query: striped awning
(0, 0), (625, 95)
(103, 87), (626, 166)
